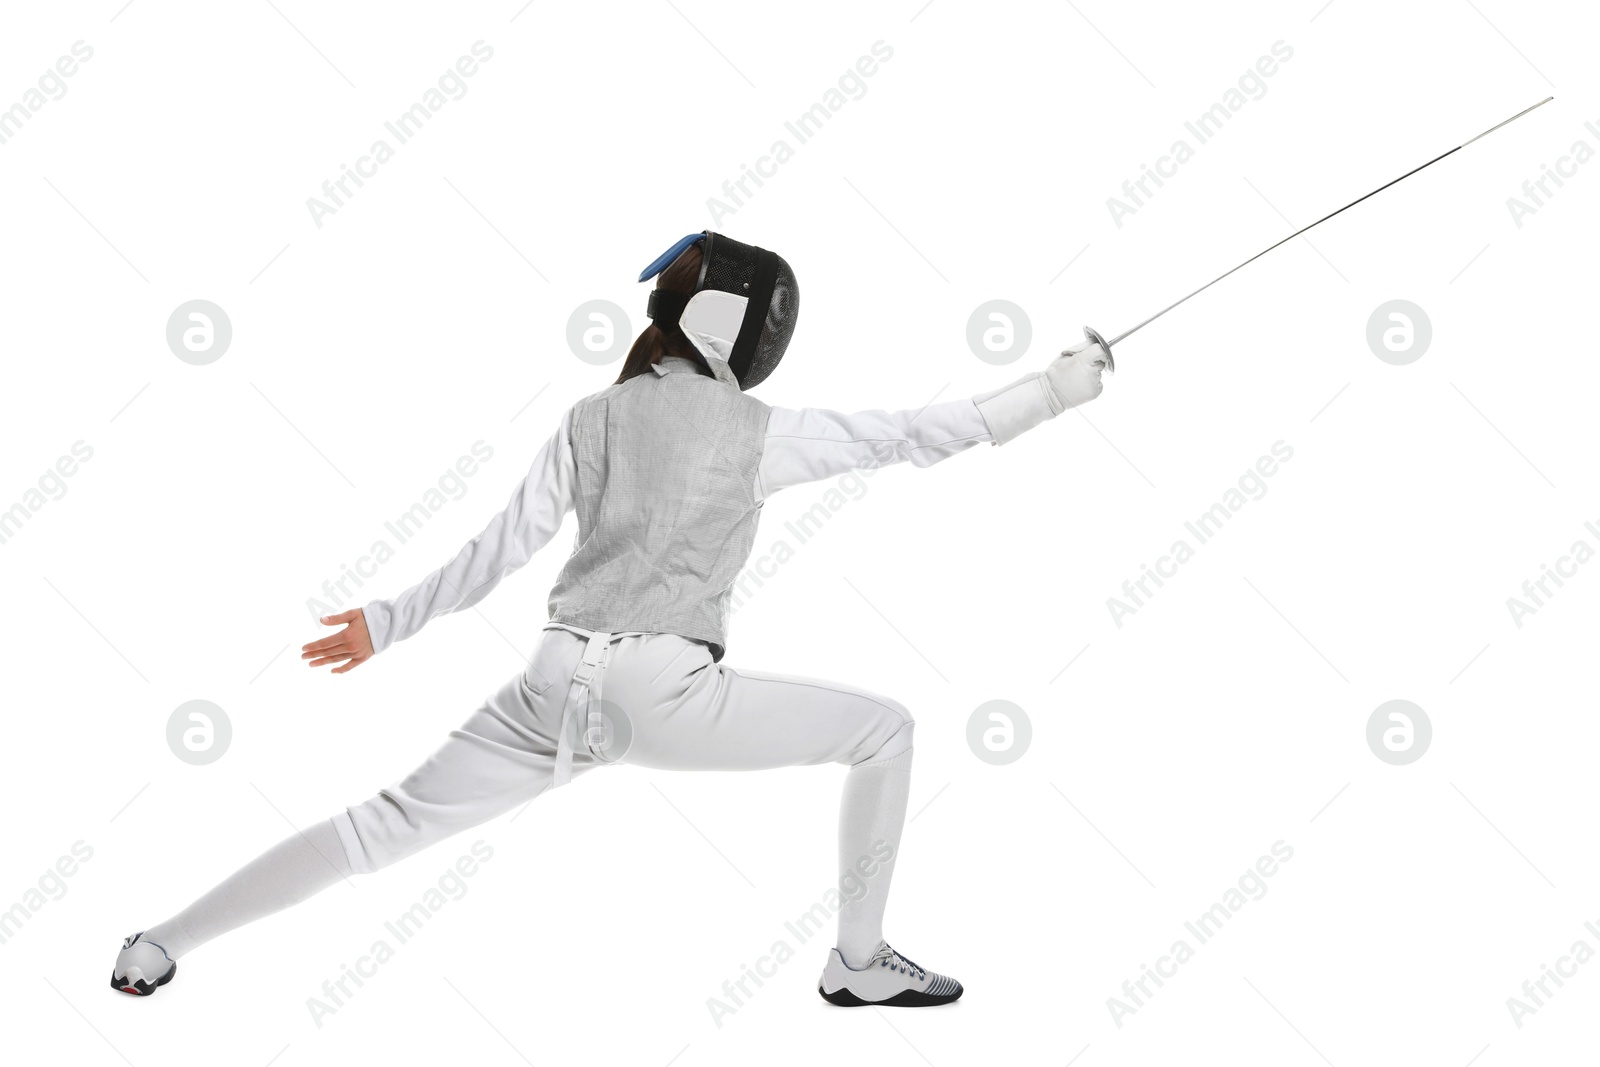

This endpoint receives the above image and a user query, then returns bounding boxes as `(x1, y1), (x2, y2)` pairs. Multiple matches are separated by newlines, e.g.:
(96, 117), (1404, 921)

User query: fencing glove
(973, 340), (1111, 445)
(1045, 340), (1111, 410)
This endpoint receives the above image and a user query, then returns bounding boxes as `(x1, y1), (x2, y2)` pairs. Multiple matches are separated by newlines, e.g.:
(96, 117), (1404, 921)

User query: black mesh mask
(638, 231), (799, 390)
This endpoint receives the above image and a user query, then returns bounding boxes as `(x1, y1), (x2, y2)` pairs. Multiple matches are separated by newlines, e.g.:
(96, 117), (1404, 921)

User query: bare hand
(302, 609), (374, 674)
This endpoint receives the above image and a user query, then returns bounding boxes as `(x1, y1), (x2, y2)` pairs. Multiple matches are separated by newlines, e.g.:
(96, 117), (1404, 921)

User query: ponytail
(615, 244), (705, 384)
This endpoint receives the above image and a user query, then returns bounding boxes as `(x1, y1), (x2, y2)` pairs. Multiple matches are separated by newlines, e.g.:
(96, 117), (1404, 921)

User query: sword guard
(1082, 325), (1114, 374)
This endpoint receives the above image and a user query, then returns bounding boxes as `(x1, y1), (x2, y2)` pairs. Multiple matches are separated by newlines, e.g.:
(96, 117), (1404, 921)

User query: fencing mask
(638, 231), (799, 390)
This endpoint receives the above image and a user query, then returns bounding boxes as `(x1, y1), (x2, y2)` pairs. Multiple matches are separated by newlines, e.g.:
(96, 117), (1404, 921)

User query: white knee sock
(836, 746), (913, 968)
(141, 818), (354, 959)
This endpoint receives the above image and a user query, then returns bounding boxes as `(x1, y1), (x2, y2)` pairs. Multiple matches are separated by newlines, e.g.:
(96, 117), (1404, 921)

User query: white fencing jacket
(361, 355), (1059, 660)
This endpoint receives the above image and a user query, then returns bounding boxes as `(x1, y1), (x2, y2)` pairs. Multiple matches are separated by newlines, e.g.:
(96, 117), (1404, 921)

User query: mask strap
(646, 289), (690, 325)
(729, 248), (779, 377)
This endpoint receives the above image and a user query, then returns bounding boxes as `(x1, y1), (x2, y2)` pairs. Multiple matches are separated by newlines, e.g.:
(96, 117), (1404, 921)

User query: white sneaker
(110, 933), (176, 997)
(818, 941), (963, 1006)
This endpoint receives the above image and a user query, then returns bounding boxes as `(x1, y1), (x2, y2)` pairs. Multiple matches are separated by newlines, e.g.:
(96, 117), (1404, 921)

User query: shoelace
(870, 944), (927, 981)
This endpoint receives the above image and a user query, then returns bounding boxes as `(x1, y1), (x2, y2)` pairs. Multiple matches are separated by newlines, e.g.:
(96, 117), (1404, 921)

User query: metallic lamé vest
(547, 359), (770, 660)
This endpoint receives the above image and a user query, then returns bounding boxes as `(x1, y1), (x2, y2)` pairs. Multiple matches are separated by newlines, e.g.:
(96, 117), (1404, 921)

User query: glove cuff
(973, 371), (1060, 445)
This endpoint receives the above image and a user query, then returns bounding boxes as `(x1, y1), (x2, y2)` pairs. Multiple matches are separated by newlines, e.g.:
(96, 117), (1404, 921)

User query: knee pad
(331, 810), (376, 875)
(857, 716), (915, 766)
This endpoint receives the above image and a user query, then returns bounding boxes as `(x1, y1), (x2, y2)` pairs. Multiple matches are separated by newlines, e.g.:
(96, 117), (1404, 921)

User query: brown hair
(614, 243), (706, 384)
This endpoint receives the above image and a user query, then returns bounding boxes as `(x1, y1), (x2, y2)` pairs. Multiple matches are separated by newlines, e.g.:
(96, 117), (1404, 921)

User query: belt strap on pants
(552, 629), (613, 788)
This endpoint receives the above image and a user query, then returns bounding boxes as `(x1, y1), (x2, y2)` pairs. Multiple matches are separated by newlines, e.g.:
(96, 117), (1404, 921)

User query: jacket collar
(651, 354), (741, 389)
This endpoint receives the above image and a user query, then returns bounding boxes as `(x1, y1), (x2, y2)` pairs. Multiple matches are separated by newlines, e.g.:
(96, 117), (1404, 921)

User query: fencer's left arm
(359, 409), (577, 655)
(755, 342), (1108, 499)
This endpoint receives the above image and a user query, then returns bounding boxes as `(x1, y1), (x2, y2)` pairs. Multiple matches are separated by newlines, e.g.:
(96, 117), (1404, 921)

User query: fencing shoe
(818, 941), (962, 1006)
(110, 932), (177, 996)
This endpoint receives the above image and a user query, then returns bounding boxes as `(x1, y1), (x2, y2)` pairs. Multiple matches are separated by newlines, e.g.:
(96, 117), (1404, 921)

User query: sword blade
(1106, 96), (1554, 349)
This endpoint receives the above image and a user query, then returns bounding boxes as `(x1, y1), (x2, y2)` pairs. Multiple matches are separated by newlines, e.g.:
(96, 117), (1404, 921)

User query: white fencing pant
(144, 624), (915, 963)
(330, 623), (915, 961)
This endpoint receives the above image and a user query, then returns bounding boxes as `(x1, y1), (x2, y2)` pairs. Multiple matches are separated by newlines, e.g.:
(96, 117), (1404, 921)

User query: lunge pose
(112, 231), (1110, 1007)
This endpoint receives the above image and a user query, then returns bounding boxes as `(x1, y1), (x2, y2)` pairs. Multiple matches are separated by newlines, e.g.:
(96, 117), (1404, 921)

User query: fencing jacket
(361, 355), (1059, 660)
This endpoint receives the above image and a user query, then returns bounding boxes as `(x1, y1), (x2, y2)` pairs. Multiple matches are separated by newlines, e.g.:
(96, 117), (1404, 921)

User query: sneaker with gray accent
(110, 932), (176, 997)
(818, 941), (963, 1006)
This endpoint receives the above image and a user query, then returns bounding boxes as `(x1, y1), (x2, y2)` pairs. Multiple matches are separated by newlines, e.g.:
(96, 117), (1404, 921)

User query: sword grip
(1082, 325), (1115, 374)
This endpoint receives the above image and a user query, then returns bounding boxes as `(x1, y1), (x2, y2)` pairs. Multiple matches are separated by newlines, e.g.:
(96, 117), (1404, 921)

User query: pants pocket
(522, 628), (577, 697)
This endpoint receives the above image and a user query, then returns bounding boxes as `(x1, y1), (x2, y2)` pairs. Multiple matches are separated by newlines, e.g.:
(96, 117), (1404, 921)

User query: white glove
(972, 339), (1112, 446)
(1043, 340), (1110, 413)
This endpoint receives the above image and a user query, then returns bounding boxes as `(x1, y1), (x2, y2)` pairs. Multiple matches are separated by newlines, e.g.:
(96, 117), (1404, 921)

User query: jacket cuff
(361, 601), (394, 655)
(973, 371), (1062, 445)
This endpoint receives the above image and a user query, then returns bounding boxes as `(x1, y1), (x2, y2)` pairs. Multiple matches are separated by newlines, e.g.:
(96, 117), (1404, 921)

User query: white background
(0, 1), (1595, 1064)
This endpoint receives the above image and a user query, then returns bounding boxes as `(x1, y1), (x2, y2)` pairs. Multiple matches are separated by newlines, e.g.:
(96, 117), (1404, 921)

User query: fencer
(112, 230), (1110, 1008)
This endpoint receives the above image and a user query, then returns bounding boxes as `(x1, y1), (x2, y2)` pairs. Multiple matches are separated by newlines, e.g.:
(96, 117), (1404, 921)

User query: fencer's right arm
(360, 409), (576, 655)
(972, 340), (1109, 445)
(756, 341), (1110, 498)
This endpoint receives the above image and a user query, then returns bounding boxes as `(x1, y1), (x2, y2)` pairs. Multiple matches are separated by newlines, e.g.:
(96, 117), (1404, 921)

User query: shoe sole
(111, 960), (176, 997)
(817, 982), (962, 1007)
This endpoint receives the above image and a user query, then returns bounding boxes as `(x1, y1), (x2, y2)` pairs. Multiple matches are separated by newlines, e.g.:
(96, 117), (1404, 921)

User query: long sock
(140, 817), (354, 959)
(835, 746), (912, 968)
